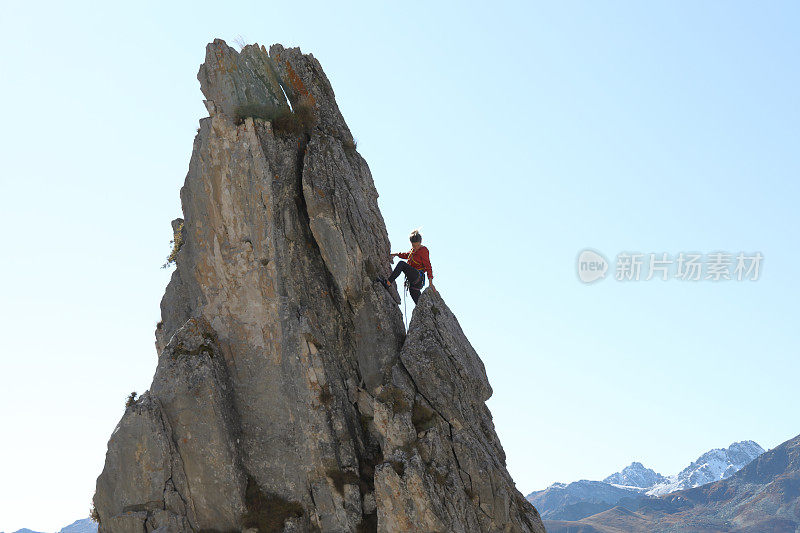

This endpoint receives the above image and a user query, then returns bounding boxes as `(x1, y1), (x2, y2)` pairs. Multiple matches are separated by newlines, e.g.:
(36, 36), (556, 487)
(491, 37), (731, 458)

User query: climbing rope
(403, 280), (408, 330)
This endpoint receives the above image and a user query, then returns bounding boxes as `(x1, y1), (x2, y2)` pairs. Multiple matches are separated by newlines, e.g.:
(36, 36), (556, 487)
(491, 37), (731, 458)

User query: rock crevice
(94, 39), (544, 533)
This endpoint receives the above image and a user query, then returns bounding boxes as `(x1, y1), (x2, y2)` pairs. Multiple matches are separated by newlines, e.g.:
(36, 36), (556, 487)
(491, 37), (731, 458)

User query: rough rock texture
(93, 39), (544, 533)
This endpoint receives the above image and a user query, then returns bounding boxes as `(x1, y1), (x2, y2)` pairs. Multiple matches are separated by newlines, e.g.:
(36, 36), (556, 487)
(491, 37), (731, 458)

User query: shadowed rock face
(93, 39), (544, 533)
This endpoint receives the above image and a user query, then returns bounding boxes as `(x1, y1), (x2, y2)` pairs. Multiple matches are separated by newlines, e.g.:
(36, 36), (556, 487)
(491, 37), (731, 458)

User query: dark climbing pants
(388, 261), (425, 304)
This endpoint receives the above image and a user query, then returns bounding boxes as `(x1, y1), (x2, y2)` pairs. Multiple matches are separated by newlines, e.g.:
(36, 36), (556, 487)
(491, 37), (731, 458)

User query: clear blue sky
(1, 1), (798, 531)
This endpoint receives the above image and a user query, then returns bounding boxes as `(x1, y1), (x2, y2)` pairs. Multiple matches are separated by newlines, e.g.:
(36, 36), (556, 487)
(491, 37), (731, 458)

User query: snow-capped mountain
(546, 434), (800, 533)
(646, 440), (764, 496)
(602, 461), (666, 488)
(528, 439), (765, 521)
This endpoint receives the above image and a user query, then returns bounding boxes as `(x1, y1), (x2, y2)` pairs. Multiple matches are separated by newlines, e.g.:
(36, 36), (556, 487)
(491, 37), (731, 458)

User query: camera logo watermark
(577, 250), (763, 284)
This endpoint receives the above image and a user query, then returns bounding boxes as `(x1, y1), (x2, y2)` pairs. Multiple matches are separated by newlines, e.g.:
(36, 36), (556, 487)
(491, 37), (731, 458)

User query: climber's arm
(421, 248), (435, 291)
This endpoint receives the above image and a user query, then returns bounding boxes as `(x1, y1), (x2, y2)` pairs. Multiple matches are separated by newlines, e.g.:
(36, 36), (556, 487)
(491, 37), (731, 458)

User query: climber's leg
(409, 270), (424, 304)
(410, 286), (421, 304)
(388, 261), (414, 283)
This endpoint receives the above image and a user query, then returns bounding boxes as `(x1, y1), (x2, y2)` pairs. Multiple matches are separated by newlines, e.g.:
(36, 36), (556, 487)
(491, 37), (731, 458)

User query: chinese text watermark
(577, 250), (763, 284)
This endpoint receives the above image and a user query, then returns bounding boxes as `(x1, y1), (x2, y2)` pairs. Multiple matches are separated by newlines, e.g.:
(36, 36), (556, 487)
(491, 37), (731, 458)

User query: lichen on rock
(93, 39), (544, 533)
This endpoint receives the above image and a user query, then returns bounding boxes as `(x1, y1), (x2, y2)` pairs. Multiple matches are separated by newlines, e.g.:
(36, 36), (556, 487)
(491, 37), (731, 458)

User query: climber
(380, 230), (435, 304)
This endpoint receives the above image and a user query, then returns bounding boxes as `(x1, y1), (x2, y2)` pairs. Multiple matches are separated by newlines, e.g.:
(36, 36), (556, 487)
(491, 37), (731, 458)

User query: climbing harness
(402, 268), (425, 330)
(414, 269), (426, 289)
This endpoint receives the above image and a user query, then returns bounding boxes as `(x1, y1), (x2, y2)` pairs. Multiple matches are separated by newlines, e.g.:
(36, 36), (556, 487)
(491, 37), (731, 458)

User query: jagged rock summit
(93, 39), (544, 533)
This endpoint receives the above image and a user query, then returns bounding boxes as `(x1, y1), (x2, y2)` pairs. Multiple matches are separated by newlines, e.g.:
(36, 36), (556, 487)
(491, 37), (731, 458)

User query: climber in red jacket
(381, 230), (435, 304)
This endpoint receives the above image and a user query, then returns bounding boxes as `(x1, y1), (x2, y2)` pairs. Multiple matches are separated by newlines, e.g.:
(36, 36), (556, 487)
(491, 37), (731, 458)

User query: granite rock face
(93, 39), (544, 533)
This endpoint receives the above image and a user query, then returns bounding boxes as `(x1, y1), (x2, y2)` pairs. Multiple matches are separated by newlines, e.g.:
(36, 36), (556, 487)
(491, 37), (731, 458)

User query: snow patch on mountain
(603, 461), (666, 488)
(646, 440), (764, 496)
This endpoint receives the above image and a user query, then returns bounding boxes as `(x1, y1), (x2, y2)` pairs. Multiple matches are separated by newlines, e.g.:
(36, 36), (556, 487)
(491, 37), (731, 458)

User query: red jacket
(398, 246), (433, 279)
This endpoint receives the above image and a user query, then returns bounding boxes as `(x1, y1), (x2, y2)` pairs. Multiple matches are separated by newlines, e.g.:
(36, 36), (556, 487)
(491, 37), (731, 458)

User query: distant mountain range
(527, 440), (764, 521)
(2, 518), (96, 533)
(643, 440), (765, 496)
(546, 433), (800, 532)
